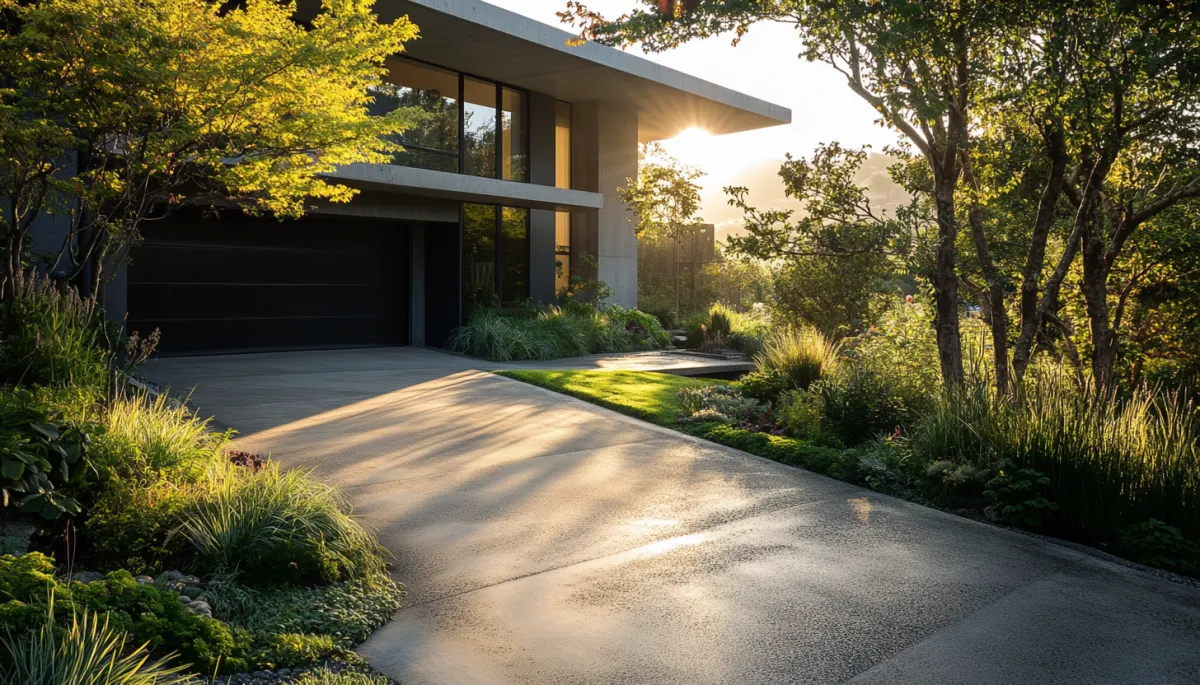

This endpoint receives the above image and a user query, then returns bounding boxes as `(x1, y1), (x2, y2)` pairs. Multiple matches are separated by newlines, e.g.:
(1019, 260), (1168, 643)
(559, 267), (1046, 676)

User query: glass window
(463, 204), (497, 309)
(501, 89), (527, 182)
(463, 78), (497, 178)
(555, 101), (571, 189)
(502, 207), (528, 303)
(555, 212), (571, 293)
(377, 57), (459, 172)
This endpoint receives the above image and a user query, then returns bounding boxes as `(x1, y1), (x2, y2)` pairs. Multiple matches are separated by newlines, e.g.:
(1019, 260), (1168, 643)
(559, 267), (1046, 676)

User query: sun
(668, 126), (713, 147)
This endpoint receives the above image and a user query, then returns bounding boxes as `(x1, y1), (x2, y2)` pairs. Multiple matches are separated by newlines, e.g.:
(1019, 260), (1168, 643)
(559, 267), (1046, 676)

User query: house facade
(98, 0), (789, 354)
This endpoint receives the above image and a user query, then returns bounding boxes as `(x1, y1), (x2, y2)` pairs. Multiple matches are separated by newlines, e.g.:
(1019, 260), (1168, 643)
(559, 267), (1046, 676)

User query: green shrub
(178, 464), (386, 585)
(83, 481), (193, 575)
(696, 424), (851, 477)
(736, 369), (791, 406)
(0, 271), (114, 395)
(449, 303), (669, 361)
(0, 388), (97, 519)
(677, 384), (765, 424)
(1, 603), (192, 685)
(982, 461), (1058, 529)
(0, 552), (58, 633)
(92, 392), (230, 484)
(813, 360), (931, 446)
(200, 574), (404, 645)
(1116, 520), (1200, 576)
(754, 327), (841, 391)
(293, 667), (391, 685)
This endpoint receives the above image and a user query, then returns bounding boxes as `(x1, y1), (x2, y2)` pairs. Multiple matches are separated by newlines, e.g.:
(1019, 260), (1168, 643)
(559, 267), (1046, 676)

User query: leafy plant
(983, 462), (1058, 529)
(178, 463), (386, 585)
(814, 360), (930, 446)
(1, 602), (192, 685)
(1116, 520), (1199, 576)
(676, 384), (766, 424)
(91, 392), (230, 484)
(754, 327), (841, 391)
(449, 303), (669, 362)
(736, 369), (792, 406)
(0, 388), (94, 518)
(83, 481), (193, 575)
(0, 272), (114, 395)
(293, 667), (391, 685)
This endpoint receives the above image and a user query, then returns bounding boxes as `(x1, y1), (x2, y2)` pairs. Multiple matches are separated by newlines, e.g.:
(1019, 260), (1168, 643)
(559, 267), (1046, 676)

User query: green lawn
(496, 369), (725, 426)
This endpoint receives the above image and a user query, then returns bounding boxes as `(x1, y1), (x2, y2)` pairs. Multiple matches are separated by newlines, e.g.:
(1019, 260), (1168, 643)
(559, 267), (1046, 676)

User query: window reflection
(502, 89), (527, 182)
(464, 78), (497, 178)
(377, 57), (459, 172)
(555, 101), (572, 293)
(502, 207), (528, 302)
(463, 204), (497, 309)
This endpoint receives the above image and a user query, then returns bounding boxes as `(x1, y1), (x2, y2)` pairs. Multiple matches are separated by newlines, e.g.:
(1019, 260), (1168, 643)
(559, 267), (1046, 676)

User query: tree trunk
(1080, 219), (1117, 389)
(672, 236), (680, 313)
(961, 154), (1010, 395)
(933, 177), (964, 386)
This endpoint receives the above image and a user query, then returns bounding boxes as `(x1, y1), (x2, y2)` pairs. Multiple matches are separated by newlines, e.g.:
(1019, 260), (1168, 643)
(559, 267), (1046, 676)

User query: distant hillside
(702, 153), (910, 245)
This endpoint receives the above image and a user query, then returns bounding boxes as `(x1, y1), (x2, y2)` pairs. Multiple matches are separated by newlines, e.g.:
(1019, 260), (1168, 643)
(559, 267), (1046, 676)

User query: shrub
(293, 667), (391, 685)
(983, 462), (1058, 529)
(1, 604), (192, 685)
(677, 384), (765, 423)
(754, 327), (841, 391)
(0, 388), (97, 519)
(681, 302), (771, 354)
(697, 424), (851, 477)
(91, 392), (230, 484)
(813, 360), (931, 446)
(83, 481), (193, 575)
(736, 369), (791, 406)
(449, 303), (669, 361)
(178, 464), (386, 585)
(1116, 520), (1200, 576)
(0, 271), (113, 394)
(199, 574), (405, 645)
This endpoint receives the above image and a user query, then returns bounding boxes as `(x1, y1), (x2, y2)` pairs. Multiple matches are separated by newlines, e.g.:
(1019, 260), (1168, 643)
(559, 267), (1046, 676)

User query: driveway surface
(144, 347), (1200, 685)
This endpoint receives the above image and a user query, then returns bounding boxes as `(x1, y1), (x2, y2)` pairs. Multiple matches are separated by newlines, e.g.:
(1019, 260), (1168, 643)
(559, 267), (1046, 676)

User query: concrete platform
(142, 347), (1200, 685)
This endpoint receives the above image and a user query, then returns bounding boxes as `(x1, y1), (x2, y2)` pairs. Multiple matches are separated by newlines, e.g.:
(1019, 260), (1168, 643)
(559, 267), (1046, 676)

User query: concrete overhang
(373, 0), (791, 141)
(328, 163), (605, 212)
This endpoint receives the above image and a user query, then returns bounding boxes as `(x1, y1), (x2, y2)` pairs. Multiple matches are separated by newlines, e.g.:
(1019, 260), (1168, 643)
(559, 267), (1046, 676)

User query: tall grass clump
(178, 463), (387, 585)
(449, 303), (668, 362)
(754, 327), (841, 391)
(0, 271), (113, 394)
(93, 392), (230, 483)
(1, 603), (192, 685)
(914, 370), (1200, 544)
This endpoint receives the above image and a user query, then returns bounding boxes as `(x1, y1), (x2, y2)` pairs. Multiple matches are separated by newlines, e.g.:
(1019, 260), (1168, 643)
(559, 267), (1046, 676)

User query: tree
(0, 0), (421, 297)
(620, 143), (705, 312)
(563, 0), (1009, 387)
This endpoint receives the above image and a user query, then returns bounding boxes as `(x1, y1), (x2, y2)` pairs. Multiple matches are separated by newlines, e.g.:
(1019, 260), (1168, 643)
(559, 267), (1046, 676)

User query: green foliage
(1, 603), (192, 685)
(735, 368), (791, 406)
(83, 481), (193, 575)
(91, 392), (230, 484)
(1116, 520), (1200, 577)
(0, 388), (95, 519)
(913, 372), (1200, 544)
(696, 424), (851, 478)
(178, 463), (386, 586)
(200, 574), (404, 646)
(0, 273), (114, 394)
(0, 0), (422, 287)
(450, 303), (669, 362)
(810, 361), (930, 446)
(293, 667), (391, 685)
(753, 327), (841, 391)
(983, 463), (1058, 530)
(676, 384), (766, 425)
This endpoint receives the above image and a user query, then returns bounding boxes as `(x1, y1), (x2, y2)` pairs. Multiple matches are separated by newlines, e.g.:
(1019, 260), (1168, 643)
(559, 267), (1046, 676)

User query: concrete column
(528, 92), (557, 304)
(594, 104), (639, 308)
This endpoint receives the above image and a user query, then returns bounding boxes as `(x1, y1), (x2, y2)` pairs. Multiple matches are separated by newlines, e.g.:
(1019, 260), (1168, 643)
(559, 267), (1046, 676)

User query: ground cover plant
(451, 301), (670, 362)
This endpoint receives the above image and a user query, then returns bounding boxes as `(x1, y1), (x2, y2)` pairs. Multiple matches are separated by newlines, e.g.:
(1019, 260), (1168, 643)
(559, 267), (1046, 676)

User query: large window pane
(464, 78), (497, 178)
(502, 207), (528, 303)
(555, 212), (571, 293)
(378, 57), (459, 172)
(501, 88), (527, 182)
(463, 204), (496, 309)
(555, 101), (571, 189)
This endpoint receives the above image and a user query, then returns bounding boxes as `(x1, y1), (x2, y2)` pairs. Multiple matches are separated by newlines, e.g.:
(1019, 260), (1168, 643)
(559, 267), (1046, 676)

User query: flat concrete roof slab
(375, 0), (791, 139)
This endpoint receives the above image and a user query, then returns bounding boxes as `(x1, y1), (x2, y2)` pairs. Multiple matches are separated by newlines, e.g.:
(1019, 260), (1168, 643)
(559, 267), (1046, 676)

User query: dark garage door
(128, 211), (408, 355)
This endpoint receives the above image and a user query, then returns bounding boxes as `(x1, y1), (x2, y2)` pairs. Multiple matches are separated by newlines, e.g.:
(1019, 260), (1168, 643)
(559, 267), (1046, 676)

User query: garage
(128, 211), (409, 355)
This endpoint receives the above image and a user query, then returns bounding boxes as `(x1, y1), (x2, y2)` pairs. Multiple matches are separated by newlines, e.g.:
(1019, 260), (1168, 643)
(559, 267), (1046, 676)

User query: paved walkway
(143, 347), (1200, 685)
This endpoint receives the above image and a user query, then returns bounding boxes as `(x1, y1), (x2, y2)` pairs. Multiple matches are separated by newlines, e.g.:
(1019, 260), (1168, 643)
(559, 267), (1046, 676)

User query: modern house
(99, 0), (790, 354)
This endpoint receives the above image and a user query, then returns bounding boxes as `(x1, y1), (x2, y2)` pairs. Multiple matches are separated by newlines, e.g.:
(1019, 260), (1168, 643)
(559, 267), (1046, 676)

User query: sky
(485, 0), (900, 230)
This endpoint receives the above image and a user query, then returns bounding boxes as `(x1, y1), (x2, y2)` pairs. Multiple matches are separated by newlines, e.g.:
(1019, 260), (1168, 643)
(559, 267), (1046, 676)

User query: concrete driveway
(144, 347), (1200, 685)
